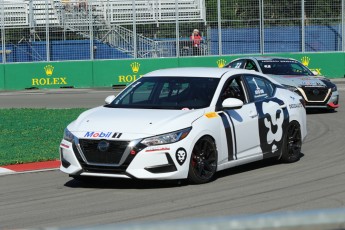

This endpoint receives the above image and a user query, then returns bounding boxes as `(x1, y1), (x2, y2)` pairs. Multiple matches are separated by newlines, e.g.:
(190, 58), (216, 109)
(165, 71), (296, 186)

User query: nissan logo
(312, 89), (319, 95)
(97, 140), (110, 152)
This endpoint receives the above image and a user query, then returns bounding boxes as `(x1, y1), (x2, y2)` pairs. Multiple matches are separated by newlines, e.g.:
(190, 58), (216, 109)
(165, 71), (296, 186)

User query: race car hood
(267, 74), (327, 88)
(68, 106), (205, 139)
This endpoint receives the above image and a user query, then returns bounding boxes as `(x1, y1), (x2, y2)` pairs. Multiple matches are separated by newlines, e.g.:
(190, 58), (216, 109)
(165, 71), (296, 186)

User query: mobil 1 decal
(255, 98), (289, 158)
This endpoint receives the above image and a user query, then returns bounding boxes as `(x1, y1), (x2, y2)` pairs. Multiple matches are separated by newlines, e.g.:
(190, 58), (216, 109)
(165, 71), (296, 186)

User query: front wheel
(280, 121), (302, 163)
(188, 136), (218, 184)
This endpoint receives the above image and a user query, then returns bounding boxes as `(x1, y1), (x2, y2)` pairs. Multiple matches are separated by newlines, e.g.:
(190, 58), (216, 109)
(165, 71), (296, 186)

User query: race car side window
(243, 75), (275, 102)
(226, 60), (245, 69)
(217, 75), (248, 109)
(245, 60), (258, 72)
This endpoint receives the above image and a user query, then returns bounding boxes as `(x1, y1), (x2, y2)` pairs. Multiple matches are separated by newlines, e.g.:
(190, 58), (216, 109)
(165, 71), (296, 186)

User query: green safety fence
(0, 65), (4, 89)
(0, 52), (344, 90)
(2, 61), (93, 90)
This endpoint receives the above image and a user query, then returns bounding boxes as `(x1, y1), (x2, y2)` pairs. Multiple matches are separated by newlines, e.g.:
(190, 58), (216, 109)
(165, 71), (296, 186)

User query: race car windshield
(258, 60), (314, 76)
(107, 77), (220, 110)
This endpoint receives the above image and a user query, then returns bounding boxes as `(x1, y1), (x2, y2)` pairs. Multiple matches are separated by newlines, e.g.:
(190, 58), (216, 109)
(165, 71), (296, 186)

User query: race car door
(217, 75), (261, 162)
(243, 74), (289, 159)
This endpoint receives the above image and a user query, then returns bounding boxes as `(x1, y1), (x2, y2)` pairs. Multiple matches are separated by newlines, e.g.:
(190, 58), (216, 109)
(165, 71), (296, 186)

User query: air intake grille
(301, 87), (330, 102)
(77, 139), (129, 164)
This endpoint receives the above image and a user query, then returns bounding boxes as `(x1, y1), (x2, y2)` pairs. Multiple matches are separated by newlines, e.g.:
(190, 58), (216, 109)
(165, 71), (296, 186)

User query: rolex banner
(2, 62), (93, 90)
(0, 52), (344, 90)
(92, 58), (179, 87)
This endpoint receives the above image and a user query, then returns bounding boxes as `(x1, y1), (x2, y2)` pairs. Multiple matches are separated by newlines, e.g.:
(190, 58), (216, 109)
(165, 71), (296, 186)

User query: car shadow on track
(64, 154), (304, 189)
(215, 155), (302, 181)
(306, 108), (337, 115)
(64, 177), (187, 189)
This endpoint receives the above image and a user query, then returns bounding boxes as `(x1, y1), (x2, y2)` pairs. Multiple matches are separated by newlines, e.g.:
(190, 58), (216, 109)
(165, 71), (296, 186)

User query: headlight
(63, 128), (75, 142)
(283, 84), (298, 92)
(332, 85), (337, 92)
(140, 127), (192, 146)
(320, 79), (337, 92)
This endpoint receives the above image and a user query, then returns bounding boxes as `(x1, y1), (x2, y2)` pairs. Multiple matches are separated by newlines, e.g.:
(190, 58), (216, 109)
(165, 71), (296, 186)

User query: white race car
(60, 67), (307, 184)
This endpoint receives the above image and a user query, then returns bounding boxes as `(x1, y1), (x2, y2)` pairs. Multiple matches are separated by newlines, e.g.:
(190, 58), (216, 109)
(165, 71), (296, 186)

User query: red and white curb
(0, 160), (60, 175)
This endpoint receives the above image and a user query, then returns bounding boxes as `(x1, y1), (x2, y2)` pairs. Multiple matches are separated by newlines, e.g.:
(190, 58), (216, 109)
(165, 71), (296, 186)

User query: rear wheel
(280, 121), (302, 163)
(188, 136), (217, 184)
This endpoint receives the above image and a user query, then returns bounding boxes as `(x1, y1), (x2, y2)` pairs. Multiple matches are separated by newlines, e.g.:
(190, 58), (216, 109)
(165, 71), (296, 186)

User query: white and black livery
(60, 67), (307, 184)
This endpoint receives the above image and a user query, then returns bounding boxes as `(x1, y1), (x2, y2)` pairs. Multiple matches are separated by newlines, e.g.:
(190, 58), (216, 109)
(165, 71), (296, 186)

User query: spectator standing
(62, 0), (71, 11)
(190, 29), (202, 56)
(79, 0), (87, 11)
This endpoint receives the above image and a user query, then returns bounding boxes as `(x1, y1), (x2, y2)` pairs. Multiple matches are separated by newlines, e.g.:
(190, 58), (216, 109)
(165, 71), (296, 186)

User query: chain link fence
(0, 0), (343, 63)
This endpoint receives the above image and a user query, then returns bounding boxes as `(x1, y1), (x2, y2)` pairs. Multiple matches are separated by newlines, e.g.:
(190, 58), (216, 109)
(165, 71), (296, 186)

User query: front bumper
(297, 87), (339, 109)
(59, 138), (190, 180)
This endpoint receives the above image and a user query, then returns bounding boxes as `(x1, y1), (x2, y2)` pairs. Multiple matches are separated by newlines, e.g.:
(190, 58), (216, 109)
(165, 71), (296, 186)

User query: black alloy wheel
(188, 136), (217, 184)
(280, 121), (302, 163)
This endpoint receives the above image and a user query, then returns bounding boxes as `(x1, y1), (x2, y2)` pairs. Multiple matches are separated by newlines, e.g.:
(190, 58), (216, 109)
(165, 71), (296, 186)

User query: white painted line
(0, 167), (14, 174)
(12, 168), (60, 175)
(0, 167), (59, 176)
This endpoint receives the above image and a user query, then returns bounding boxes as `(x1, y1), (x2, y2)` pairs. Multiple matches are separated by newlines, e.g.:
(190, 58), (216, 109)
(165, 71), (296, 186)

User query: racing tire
(280, 121), (302, 163)
(188, 136), (218, 184)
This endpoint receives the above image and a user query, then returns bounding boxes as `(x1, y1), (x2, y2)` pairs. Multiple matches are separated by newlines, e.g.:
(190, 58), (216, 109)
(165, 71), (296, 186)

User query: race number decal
(176, 148), (187, 165)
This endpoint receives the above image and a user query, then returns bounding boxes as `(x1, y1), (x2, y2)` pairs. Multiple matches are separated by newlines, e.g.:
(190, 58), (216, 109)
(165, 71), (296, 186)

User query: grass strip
(0, 108), (87, 166)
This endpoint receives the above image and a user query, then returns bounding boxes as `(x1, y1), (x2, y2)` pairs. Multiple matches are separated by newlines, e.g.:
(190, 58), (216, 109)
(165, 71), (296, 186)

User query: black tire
(280, 121), (302, 163)
(188, 136), (218, 184)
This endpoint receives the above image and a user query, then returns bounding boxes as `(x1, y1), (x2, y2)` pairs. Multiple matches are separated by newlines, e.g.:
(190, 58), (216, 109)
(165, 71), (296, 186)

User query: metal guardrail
(42, 208), (345, 230)
(98, 0), (205, 24)
(1, 0), (344, 63)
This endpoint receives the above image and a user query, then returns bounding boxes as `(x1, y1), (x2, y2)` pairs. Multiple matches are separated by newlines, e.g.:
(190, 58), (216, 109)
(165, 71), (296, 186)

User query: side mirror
(222, 98), (243, 109)
(105, 95), (116, 105)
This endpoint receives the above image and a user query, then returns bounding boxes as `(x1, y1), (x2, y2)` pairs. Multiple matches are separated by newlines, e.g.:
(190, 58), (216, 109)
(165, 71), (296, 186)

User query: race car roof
(247, 56), (297, 62)
(143, 67), (257, 78)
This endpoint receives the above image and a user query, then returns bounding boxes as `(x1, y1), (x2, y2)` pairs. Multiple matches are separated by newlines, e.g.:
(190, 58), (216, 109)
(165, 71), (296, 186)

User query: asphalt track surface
(0, 86), (345, 229)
